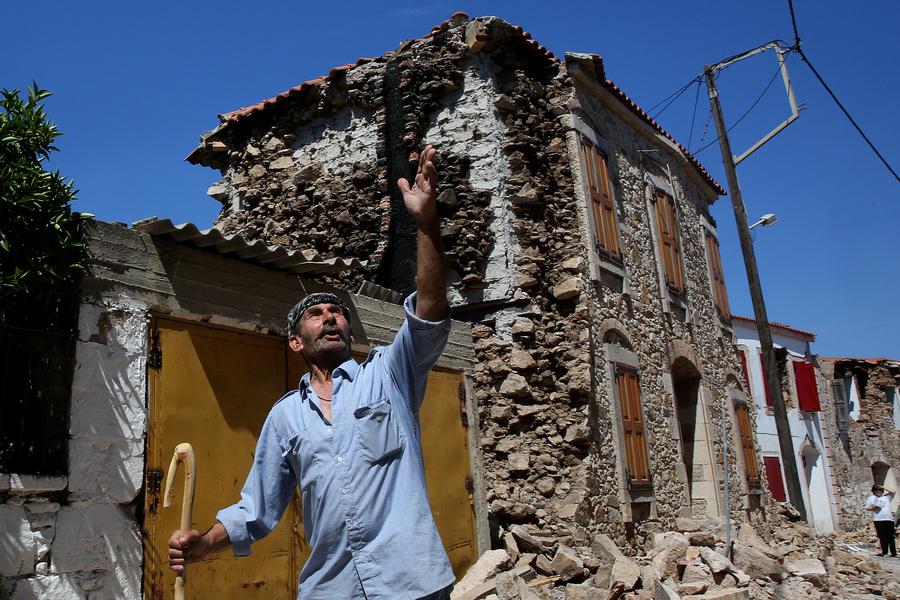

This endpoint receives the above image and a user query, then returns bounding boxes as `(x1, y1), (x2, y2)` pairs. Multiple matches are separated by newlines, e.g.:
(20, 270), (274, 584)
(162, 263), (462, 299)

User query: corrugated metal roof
(131, 218), (366, 276)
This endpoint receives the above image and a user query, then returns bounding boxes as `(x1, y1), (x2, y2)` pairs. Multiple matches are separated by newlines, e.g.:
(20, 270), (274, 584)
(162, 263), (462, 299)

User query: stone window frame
(567, 116), (627, 286)
(605, 340), (656, 518)
(644, 173), (689, 314)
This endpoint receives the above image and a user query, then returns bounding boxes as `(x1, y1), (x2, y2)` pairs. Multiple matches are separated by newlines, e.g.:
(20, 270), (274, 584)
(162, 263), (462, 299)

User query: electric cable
(648, 74), (703, 120)
(787, 0), (900, 183)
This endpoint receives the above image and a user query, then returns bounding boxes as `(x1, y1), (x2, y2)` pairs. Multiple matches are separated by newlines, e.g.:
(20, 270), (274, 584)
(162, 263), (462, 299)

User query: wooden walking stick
(164, 443), (196, 600)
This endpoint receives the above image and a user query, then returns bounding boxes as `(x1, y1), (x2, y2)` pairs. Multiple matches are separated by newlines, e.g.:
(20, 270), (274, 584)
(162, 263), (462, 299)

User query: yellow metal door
(144, 318), (308, 599)
(144, 318), (477, 598)
(420, 370), (479, 578)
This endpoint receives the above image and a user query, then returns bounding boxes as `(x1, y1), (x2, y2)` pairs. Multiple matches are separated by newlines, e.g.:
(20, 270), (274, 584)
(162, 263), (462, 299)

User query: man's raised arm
(397, 145), (447, 321)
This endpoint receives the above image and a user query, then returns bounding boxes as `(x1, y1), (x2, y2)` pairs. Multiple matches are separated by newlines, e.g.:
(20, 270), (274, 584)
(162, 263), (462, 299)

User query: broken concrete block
(649, 532), (691, 579)
(611, 556), (641, 591)
(784, 558), (827, 589)
(495, 571), (541, 600)
(590, 533), (627, 564)
(454, 549), (515, 599)
(551, 545), (584, 582)
(698, 547), (734, 574)
(504, 532), (520, 562)
(681, 562), (711, 584)
(510, 526), (549, 554)
(687, 532), (716, 548)
(562, 583), (597, 599)
(677, 581), (709, 596)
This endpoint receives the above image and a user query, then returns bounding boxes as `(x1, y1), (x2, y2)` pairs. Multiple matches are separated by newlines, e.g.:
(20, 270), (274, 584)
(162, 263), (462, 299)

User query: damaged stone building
(820, 357), (900, 531)
(187, 11), (771, 550)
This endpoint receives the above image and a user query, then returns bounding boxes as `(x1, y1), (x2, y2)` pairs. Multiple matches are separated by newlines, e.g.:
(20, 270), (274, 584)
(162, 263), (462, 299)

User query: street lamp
(749, 213), (778, 230)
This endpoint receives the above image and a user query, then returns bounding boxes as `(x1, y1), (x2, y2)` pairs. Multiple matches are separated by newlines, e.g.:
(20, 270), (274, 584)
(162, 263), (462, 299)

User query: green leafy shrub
(0, 84), (91, 328)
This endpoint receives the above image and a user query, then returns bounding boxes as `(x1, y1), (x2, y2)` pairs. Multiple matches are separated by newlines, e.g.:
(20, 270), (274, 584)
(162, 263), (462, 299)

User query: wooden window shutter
(579, 134), (621, 262)
(792, 361), (821, 412)
(616, 365), (651, 489)
(653, 190), (684, 294)
(831, 379), (849, 433)
(705, 232), (731, 319)
(734, 400), (760, 483)
(763, 456), (787, 502)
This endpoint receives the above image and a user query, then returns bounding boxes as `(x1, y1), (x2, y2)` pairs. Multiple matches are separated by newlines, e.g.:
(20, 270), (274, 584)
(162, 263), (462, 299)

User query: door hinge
(148, 329), (162, 369)
(458, 383), (469, 428)
(147, 468), (163, 493)
(146, 467), (163, 515)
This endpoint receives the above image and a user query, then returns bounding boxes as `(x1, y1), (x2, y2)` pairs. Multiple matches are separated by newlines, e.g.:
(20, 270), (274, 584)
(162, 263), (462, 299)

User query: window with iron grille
(615, 364), (651, 490)
(652, 189), (684, 295)
(578, 132), (622, 265)
(0, 323), (73, 475)
(704, 232), (731, 321)
(734, 399), (760, 485)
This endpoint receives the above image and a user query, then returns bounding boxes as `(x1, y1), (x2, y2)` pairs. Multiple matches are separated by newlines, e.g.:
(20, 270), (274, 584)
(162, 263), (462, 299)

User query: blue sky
(5, 1), (898, 359)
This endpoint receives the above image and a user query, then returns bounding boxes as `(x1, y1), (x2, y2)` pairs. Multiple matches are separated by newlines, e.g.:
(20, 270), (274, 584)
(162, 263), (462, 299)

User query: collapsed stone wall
(823, 359), (900, 531)
(197, 15), (767, 552)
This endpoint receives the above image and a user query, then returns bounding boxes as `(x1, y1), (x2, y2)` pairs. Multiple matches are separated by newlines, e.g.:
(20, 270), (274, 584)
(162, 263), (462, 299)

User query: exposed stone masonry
(192, 13), (770, 552)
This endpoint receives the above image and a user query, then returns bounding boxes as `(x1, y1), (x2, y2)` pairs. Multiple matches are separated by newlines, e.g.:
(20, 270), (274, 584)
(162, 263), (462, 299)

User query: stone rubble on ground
(451, 515), (900, 600)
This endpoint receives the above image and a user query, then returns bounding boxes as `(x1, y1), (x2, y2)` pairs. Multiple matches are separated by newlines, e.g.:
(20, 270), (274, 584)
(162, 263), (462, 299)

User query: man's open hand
(397, 145), (438, 223)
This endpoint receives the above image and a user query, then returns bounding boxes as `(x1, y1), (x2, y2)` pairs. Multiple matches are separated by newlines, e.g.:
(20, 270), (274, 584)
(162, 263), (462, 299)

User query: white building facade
(733, 316), (841, 534)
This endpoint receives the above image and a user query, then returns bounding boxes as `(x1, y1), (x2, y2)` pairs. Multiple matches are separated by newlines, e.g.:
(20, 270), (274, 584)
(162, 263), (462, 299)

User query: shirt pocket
(353, 398), (403, 464)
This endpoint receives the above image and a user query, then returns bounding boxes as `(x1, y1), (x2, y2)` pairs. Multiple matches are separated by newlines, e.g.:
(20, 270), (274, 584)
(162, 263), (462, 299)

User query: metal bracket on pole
(708, 41), (801, 165)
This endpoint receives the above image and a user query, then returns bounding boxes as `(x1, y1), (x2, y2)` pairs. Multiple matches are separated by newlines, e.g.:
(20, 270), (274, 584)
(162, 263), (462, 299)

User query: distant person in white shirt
(866, 484), (896, 557)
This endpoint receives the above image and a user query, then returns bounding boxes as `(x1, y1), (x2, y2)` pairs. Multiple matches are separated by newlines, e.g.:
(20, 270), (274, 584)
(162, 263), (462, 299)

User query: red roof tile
(731, 314), (816, 339)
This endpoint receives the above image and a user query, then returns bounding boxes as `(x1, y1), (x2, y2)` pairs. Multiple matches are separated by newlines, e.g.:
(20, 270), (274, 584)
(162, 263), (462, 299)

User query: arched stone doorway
(671, 354), (721, 518)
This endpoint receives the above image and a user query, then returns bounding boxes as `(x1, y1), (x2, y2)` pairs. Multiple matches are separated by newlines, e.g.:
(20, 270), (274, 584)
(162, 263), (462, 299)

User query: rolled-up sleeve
(216, 413), (297, 556)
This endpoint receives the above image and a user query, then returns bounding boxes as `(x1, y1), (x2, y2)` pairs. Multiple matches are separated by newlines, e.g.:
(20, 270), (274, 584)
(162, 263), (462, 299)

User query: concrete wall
(0, 220), (479, 598)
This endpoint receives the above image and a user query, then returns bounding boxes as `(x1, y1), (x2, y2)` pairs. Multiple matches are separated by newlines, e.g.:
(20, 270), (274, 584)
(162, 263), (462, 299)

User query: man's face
(290, 303), (353, 364)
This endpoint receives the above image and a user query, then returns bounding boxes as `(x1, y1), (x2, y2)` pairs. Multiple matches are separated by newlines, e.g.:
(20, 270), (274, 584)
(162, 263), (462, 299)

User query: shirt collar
(298, 356), (360, 396)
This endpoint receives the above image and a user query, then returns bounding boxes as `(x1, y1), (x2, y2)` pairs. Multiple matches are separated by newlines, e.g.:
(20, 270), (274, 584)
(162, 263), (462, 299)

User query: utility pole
(704, 64), (807, 521)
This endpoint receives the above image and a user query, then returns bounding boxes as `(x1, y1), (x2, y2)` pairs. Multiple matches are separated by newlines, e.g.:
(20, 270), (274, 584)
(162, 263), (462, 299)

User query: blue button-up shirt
(217, 294), (455, 599)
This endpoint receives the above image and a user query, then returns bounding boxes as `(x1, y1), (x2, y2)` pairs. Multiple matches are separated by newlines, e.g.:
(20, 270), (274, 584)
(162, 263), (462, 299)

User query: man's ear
(288, 334), (304, 354)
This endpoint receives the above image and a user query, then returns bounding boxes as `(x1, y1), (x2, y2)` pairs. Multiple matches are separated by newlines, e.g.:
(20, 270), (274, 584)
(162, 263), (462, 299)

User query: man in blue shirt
(168, 146), (455, 599)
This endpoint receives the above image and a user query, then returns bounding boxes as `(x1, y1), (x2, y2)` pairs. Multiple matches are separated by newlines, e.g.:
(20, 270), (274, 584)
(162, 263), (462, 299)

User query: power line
(787, 0), (900, 183)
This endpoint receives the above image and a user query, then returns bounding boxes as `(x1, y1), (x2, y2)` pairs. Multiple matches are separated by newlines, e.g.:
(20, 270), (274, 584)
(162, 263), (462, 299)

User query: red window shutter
(763, 456), (787, 502)
(739, 350), (751, 397)
(759, 354), (774, 408)
(792, 361), (821, 412)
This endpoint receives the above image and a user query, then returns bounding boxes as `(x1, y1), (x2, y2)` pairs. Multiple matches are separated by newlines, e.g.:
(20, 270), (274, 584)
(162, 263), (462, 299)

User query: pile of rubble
(451, 516), (900, 600)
